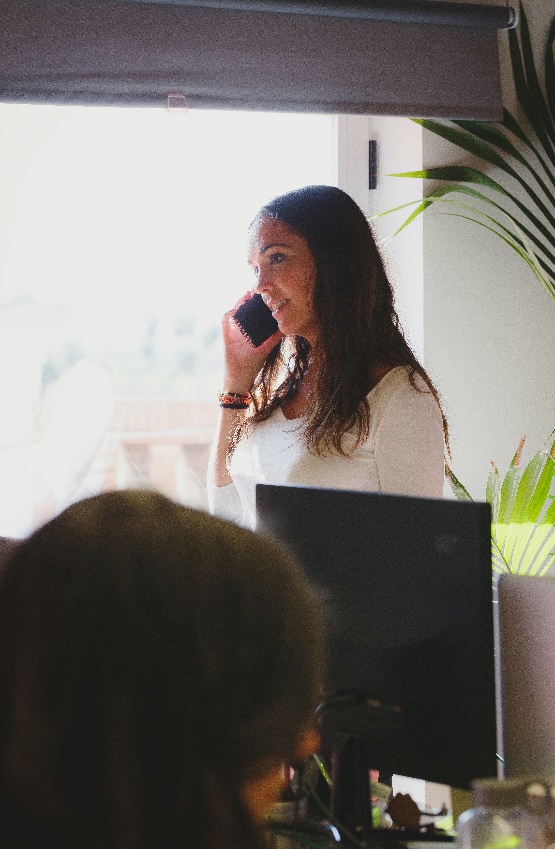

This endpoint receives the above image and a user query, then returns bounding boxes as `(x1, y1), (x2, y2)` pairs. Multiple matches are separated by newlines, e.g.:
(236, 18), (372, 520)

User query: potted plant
(446, 434), (555, 576)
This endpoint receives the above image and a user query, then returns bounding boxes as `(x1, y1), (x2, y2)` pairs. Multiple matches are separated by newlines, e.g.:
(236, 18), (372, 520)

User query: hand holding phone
(232, 293), (279, 348)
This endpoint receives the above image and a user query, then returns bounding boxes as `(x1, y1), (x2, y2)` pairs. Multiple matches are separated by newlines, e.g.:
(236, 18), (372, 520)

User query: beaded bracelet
(218, 391), (251, 409)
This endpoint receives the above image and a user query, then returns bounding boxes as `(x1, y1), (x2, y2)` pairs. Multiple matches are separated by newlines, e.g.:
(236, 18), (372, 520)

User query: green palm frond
(375, 2), (555, 304)
(381, 190), (554, 296)
(447, 436), (555, 577)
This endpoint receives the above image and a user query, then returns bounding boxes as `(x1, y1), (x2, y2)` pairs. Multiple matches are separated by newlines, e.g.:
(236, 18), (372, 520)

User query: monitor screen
(256, 484), (497, 791)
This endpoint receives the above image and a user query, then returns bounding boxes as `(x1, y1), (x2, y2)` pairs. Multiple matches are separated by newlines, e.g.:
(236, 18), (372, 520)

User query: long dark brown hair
(233, 185), (448, 457)
(0, 491), (322, 849)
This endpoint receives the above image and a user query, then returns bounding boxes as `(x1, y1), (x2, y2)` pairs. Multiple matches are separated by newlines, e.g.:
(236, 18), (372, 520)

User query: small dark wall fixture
(369, 139), (378, 190)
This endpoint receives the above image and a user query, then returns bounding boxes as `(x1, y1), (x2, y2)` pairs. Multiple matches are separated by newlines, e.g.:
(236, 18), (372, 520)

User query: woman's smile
(264, 296), (287, 316)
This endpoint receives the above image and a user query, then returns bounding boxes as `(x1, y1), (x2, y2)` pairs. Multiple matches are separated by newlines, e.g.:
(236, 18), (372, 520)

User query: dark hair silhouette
(238, 185), (447, 456)
(0, 490), (322, 849)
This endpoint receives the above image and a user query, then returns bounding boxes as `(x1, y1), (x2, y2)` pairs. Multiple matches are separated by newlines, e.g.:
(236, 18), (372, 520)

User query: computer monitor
(256, 484), (497, 791)
(497, 574), (555, 777)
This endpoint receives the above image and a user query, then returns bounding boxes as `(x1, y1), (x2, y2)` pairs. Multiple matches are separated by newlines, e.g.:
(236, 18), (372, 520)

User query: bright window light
(0, 104), (335, 536)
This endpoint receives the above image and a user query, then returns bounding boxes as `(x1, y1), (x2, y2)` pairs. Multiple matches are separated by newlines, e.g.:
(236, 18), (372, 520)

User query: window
(0, 105), (334, 536)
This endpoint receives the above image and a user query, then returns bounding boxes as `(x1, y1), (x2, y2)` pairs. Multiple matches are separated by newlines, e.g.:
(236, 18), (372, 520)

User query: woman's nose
(252, 269), (269, 293)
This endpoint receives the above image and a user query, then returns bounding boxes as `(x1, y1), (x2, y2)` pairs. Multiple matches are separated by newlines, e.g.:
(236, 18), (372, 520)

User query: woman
(0, 490), (322, 849)
(209, 185), (447, 529)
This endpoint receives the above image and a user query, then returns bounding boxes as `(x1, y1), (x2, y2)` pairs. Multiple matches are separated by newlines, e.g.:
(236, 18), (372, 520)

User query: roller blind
(0, 0), (516, 118)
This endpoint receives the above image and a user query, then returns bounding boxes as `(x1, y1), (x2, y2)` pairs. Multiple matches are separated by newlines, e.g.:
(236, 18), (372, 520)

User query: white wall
(337, 1), (554, 501)
(421, 0), (555, 499)
(336, 115), (425, 362)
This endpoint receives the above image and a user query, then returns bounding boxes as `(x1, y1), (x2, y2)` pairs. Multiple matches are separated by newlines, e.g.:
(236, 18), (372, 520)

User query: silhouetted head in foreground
(0, 490), (322, 849)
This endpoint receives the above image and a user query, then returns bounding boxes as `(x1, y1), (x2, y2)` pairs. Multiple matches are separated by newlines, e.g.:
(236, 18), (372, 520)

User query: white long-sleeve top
(208, 366), (445, 530)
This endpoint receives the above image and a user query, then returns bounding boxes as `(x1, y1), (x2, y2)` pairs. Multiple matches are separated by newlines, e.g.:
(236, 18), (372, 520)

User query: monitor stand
(267, 694), (455, 847)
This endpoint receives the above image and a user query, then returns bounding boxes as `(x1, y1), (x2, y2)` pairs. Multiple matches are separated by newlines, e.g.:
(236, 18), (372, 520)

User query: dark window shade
(0, 0), (514, 118)
(122, 0), (517, 29)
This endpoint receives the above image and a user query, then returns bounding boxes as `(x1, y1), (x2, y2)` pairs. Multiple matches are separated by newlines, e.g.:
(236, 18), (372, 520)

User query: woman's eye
(269, 252), (285, 265)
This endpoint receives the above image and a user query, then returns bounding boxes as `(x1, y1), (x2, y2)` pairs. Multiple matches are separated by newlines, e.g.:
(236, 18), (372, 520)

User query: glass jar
(521, 779), (555, 849)
(457, 778), (540, 849)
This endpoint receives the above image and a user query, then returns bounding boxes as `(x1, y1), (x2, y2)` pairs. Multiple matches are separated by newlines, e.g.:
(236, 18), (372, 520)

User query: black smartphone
(233, 293), (279, 348)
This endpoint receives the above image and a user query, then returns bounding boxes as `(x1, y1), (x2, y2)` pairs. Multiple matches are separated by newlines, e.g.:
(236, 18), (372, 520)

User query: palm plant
(446, 435), (555, 576)
(379, 2), (555, 303)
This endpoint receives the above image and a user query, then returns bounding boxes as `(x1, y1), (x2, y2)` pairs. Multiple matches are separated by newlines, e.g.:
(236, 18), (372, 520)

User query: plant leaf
(494, 209), (555, 297)
(453, 117), (555, 202)
(522, 441), (555, 526)
(508, 440), (551, 524)
(442, 212), (555, 297)
(413, 119), (516, 173)
(502, 108), (555, 192)
(492, 534), (510, 574)
(442, 435), (554, 579)
(508, 8), (555, 168)
(517, 3), (555, 150)
(390, 167), (555, 271)
(501, 447), (555, 567)
(372, 192), (540, 272)
(380, 188), (555, 296)
(379, 182), (555, 280)
(521, 497), (555, 576)
(445, 463), (473, 501)
(411, 120), (555, 232)
(512, 440), (555, 575)
(441, 211), (536, 267)
(545, 12), (555, 125)
(495, 438), (525, 554)
(486, 463), (501, 523)
(380, 6), (555, 306)
(389, 198), (437, 235)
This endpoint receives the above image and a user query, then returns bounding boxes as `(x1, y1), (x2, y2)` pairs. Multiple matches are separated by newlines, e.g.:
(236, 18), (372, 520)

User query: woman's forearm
(208, 404), (248, 488)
